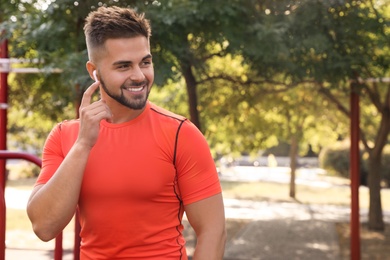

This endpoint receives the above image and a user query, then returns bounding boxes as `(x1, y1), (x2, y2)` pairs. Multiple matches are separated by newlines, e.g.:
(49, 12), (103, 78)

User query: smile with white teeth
(127, 86), (144, 92)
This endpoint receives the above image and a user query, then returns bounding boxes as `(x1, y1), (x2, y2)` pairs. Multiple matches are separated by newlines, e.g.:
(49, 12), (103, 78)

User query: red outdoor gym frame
(0, 150), (74, 260)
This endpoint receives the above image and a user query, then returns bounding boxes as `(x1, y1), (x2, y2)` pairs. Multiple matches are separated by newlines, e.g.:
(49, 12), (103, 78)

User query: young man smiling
(27, 6), (226, 260)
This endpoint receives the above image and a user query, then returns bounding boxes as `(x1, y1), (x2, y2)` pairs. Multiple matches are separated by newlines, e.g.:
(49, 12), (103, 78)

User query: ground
(336, 222), (390, 260)
(184, 219), (390, 260)
(5, 167), (390, 259)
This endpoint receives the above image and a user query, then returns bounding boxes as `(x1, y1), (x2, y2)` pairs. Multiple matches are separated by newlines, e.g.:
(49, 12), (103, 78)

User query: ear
(86, 61), (97, 81)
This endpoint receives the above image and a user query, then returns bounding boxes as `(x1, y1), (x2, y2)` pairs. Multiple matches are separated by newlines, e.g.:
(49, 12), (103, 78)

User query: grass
(336, 222), (390, 260)
(6, 209), (31, 230)
(6, 178), (36, 190)
(221, 179), (390, 211)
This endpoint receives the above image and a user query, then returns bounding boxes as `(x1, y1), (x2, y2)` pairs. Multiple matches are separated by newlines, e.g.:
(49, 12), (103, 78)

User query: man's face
(97, 36), (154, 110)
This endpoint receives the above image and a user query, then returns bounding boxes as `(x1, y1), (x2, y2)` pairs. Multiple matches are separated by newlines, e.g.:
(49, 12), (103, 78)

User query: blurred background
(0, 0), (389, 259)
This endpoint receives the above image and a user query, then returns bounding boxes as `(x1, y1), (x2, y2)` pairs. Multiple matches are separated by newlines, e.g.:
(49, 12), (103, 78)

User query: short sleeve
(174, 121), (221, 205)
(35, 121), (79, 186)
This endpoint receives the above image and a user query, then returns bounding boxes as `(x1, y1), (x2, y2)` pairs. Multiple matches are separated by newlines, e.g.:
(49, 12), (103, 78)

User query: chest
(79, 125), (177, 201)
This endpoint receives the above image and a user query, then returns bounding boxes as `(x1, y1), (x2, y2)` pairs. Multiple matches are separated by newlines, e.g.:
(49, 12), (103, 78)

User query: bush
(319, 141), (363, 178)
(7, 162), (40, 179)
(319, 141), (390, 187)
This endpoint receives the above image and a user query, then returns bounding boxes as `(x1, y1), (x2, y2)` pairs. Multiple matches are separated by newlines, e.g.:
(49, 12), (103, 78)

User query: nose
(130, 66), (145, 82)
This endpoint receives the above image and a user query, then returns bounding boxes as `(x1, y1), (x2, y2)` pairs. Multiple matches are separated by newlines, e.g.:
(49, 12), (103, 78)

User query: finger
(80, 99), (112, 121)
(91, 108), (113, 122)
(80, 81), (100, 110)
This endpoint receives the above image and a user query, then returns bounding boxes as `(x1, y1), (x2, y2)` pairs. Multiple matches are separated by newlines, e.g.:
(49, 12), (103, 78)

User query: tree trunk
(367, 154), (384, 230)
(181, 62), (201, 131)
(320, 82), (390, 231)
(364, 88), (390, 231)
(289, 135), (298, 198)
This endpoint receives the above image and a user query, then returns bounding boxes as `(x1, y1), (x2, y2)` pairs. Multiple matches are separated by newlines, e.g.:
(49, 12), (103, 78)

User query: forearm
(27, 142), (91, 241)
(192, 230), (227, 260)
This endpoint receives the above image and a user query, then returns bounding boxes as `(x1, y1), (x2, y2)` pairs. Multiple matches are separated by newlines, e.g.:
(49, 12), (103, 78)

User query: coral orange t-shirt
(36, 101), (222, 259)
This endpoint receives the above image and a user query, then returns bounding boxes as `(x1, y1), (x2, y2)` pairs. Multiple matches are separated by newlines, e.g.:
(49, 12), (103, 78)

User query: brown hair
(84, 6), (151, 59)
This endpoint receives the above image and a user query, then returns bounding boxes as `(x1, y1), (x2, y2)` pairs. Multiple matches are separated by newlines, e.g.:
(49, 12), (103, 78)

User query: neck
(106, 101), (146, 124)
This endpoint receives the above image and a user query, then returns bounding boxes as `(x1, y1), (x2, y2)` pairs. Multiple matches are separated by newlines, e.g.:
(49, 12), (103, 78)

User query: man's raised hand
(77, 81), (112, 148)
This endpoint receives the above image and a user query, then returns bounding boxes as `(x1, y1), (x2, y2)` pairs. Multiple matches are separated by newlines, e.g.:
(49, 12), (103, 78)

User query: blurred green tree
(1, 0), (389, 230)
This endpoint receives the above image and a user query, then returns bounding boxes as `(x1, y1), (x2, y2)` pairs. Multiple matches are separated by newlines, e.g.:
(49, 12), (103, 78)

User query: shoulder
(148, 102), (186, 121)
(57, 119), (80, 129)
(148, 102), (187, 124)
(55, 119), (80, 133)
(147, 102), (203, 140)
(48, 119), (79, 140)
(147, 102), (202, 133)
(43, 119), (79, 154)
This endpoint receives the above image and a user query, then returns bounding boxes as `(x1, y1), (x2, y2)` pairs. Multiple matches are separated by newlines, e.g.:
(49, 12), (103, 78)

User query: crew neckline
(100, 101), (150, 128)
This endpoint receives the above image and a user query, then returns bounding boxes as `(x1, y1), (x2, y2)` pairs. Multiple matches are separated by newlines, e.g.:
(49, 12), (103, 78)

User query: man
(27, 6), (226, 260)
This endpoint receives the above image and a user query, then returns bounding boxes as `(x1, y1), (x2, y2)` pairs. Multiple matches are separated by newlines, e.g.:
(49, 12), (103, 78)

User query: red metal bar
(0, 39), (8, 260)
(0, 37), (75, 260)
(0, 40), (8, 190)
(350, 83), (361, 260)
(55, 232), (63, 260)
(0, 151), (68, 260)
(0, 190), (3, 260)
(74, 210), (81, 260)
(0, 39), (77, 260)
(0, 151), (41, 167)
(0, 151), (41, 260)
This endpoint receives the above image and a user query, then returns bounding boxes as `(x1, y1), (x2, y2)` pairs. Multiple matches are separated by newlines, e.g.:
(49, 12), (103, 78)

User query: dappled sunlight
(220, 166), (390, 212)
(224, 196), (390, 224)
(6, 169), (390, 259)
(225, 219), (340, 259)
(305, 242), (333, 251)
(336, 223), (390, 260)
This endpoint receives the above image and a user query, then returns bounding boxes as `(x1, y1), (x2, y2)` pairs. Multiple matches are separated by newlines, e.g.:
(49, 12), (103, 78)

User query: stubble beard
(100, 77), (150, 110)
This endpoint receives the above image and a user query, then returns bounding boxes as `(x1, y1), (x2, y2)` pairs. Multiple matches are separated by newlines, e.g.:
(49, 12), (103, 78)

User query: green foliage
(0, 0), (388, 161)
(230, 0), (389, 84)
(7, 72), (76, 154)
(319, 140), (390, 187)
(149, 79), (189, 118)
(7, 162), (40, 178)
(319, 141), (354, 177)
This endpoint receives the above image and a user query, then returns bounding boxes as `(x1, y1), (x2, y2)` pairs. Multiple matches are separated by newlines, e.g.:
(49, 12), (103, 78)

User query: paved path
(224, 199), (342, 260)
(219, 166), (338, 188)
(223, 199), (390, 260)
(219, 167), (390, 259)
(4, 190), (356, 260)
(225, 219), (339, 260)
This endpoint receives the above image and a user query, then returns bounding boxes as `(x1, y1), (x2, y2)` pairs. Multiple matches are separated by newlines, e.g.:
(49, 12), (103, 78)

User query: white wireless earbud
(93, 70), (98, 82)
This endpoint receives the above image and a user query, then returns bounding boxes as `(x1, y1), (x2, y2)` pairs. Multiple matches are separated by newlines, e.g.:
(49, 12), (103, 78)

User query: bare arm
(185, 193), (226, 260)
(27, 81), (112, 241)
(27, 144), (91, 241)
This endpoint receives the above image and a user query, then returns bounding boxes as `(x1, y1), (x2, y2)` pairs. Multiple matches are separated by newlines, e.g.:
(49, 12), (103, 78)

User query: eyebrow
(112, 54), (152, 66)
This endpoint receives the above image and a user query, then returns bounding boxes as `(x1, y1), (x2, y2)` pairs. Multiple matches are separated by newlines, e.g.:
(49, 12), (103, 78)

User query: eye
(117, 64), (130, 69)
(141, 58), (152, 67)
(141, 60), (152, 67)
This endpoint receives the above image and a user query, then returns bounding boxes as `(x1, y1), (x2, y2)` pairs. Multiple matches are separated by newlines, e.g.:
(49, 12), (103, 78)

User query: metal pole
(74, 210), (80, 260)
(0, 151), (66, 259)
(0, 39), (8, 260)
(55, 233), (63, 260)
(0, 151), (41, 166)
(350, 82), (361, 260)
(0, 40), (7, 190)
